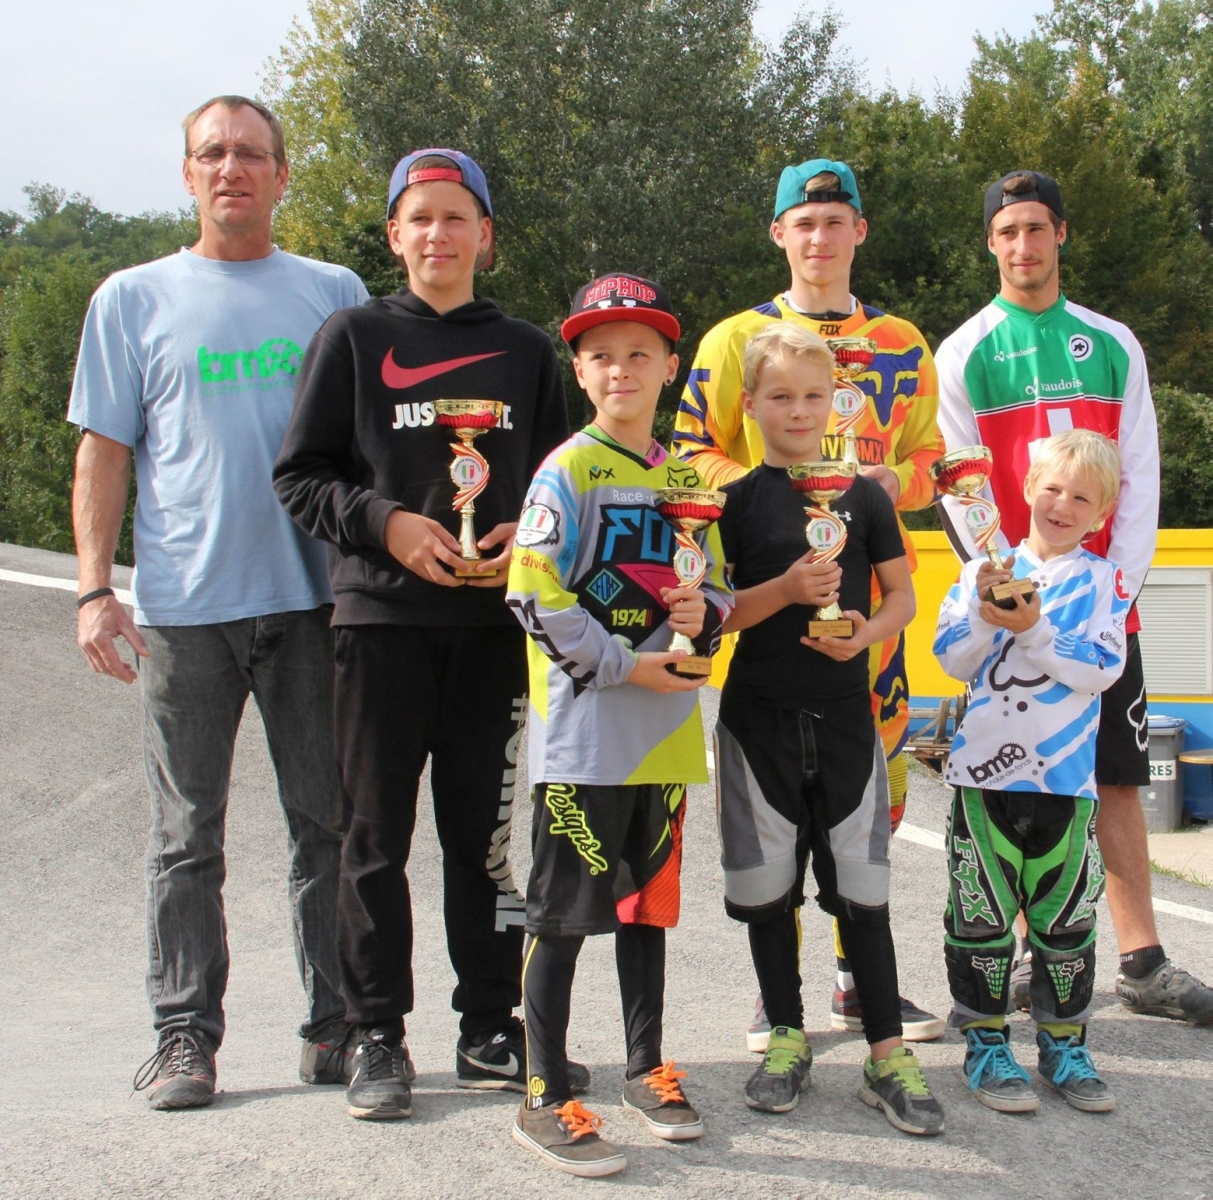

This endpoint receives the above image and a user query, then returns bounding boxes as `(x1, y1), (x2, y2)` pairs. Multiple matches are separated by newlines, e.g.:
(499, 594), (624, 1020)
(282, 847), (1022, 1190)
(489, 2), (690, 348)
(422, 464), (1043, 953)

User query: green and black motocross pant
(945, 787), (1105, 1025)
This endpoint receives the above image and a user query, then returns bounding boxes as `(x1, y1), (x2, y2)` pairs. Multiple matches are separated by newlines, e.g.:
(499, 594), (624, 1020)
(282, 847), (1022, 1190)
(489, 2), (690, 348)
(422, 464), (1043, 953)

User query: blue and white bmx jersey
(933, 542), (1130, 800)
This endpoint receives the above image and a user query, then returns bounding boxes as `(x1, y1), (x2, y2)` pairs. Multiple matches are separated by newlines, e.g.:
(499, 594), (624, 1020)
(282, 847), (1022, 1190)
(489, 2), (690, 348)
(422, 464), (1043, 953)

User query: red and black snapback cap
(560, 273), (680, 346)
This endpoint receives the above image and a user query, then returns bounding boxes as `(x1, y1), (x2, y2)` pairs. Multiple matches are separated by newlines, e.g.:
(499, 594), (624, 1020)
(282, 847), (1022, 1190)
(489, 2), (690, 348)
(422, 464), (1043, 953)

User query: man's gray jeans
(138, 608), (343, 1046)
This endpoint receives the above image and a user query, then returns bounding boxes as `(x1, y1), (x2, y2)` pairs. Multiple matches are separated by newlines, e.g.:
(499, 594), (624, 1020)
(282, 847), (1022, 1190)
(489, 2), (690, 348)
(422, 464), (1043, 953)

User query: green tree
(261, 0), (383, 269)
(0, 188), (195, 558)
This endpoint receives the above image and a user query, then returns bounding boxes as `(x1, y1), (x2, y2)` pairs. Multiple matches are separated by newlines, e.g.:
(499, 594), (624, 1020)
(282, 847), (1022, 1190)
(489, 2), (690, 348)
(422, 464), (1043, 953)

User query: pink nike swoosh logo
(380, 349), (506, 390)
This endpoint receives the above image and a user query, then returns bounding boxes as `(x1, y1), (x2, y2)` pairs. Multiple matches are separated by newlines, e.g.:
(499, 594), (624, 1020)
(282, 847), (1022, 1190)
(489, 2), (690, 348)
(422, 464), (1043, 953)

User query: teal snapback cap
(773, 158), (862, 220)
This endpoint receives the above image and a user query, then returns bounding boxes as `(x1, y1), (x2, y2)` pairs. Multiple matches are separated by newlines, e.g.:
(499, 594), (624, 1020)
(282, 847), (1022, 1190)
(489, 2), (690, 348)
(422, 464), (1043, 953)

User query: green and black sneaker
(744, 1026), (812, 1113)
(860, 1046), (945, 1136)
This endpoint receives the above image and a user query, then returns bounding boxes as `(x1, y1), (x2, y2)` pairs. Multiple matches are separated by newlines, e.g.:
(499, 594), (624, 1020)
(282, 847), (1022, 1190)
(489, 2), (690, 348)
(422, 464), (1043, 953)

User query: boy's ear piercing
(1090, 519), (1105, 533)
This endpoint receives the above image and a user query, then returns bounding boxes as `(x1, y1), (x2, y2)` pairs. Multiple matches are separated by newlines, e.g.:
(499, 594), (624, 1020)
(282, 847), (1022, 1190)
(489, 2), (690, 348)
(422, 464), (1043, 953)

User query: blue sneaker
(1036, 1029), (1115, 1112)
(963, 1026), (1039, 1113)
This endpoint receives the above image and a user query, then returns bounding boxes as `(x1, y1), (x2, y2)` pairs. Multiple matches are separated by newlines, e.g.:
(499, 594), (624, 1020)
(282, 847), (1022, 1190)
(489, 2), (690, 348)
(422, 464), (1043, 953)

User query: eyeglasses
(188, 144), (277, 167)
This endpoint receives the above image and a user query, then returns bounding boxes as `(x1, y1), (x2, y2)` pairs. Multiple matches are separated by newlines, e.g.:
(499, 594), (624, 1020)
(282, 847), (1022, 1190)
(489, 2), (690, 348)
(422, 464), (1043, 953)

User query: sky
(0, 1), (1043, 219)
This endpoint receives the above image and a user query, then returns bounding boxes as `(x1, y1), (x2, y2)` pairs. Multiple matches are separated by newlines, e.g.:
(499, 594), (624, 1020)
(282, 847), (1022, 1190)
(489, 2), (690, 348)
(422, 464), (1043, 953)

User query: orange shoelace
(553, 1099), (605, 1139)
(643, 1059), (688, 1104)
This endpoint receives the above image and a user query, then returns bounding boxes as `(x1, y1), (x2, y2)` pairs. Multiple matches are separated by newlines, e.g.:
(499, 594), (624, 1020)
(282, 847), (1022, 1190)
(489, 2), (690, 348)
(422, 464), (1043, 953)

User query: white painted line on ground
(1154, 897), (1213, 926)
(0, 568), (133, 605)
(895, 821), (946, 851)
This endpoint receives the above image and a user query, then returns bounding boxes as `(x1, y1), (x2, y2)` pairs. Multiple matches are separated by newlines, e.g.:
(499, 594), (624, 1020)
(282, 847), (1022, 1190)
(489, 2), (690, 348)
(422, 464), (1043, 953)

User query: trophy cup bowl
(787, 459), (858, 638)
(930, 444), (1035, 610)
(434, 399), (504, 576)
(653, 486), (727, 677)
(826, 335), (877, 378)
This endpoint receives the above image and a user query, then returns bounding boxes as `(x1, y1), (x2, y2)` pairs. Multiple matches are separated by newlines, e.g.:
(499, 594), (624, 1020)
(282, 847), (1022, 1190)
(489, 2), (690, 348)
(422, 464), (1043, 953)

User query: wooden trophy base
(668, 655), (713, 677)
(984, 577), (1035, 611)
(808, 618), (854, 639)
(455, 561), (497, 578)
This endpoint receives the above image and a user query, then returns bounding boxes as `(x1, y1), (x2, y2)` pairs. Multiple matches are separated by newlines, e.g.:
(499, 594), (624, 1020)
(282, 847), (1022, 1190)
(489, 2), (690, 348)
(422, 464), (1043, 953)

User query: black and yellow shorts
(525, 781), (687, 937)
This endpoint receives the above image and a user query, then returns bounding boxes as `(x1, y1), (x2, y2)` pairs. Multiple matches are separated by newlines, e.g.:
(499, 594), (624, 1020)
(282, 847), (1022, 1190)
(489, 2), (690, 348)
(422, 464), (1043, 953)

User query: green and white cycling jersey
(935, 294), (1159, 614)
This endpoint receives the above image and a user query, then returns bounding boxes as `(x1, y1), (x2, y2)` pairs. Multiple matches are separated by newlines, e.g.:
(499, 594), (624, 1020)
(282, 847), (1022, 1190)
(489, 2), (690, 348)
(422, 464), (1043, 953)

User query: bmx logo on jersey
(516, 502), (560, 547)
(966, 742), (1029, 785)
(1069, 333), (1094, 362)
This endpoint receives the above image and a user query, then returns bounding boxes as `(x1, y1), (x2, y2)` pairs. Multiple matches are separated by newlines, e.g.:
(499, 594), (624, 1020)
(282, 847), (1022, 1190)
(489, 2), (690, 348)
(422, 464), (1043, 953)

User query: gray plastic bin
(1141, 716), (1187, 832)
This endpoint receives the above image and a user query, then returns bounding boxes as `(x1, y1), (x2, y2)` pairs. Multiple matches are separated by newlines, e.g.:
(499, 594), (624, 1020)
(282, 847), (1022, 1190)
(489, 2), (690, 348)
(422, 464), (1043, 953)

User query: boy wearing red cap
(506, 273), (732, 1177)
(275, 149), (572, 1119)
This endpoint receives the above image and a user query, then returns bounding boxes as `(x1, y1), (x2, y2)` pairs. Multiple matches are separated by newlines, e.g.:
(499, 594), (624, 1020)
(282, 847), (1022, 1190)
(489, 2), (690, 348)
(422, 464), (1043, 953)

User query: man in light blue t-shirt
(68, 94), (369, 1109)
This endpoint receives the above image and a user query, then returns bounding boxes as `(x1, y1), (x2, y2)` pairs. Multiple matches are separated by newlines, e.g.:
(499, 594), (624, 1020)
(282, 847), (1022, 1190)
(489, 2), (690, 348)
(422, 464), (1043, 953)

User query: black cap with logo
(560, 273), (681, 346)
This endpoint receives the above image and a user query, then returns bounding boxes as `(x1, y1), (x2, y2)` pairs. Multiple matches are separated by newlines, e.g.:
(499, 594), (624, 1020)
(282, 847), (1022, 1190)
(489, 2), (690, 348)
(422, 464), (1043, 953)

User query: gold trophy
(826, 336), (877, 466)
(930, 446), (1036, 609)
(787, 457), (858, 638)
(653, 486), (727, 676)
(434, 399), (503, 577)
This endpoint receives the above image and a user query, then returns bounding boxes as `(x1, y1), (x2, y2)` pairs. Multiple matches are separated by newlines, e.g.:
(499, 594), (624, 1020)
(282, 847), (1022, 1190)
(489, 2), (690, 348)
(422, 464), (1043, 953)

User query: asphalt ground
(2, 543), (1211, 1199)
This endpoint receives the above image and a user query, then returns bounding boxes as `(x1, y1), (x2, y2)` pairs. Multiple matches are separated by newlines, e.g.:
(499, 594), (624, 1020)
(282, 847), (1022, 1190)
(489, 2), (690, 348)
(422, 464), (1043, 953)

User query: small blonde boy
(506, 273), (733, 1177)
(714, 323), (944, 1135)
(935, 428), (1128, 1113)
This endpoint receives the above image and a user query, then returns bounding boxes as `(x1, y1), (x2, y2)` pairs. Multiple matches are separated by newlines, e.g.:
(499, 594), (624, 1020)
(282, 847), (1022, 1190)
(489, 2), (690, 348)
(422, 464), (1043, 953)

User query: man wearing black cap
(936, 170), (1213, 1025)
(275, 149), (573, 1118)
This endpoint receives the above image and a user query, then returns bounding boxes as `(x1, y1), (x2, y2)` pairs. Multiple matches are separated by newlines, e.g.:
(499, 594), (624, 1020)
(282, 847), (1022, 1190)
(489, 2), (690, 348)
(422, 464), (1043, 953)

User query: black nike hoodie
(274, 289), (568, 626)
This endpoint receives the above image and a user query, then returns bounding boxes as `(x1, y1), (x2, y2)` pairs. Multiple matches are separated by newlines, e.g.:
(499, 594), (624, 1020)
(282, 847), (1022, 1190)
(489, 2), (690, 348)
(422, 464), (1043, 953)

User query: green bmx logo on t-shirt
(197, 338), (304, 386)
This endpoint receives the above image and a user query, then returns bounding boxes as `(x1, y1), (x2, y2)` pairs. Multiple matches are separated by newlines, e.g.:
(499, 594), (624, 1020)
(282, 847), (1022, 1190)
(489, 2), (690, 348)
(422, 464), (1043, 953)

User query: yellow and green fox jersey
(506, 426), (732, 786)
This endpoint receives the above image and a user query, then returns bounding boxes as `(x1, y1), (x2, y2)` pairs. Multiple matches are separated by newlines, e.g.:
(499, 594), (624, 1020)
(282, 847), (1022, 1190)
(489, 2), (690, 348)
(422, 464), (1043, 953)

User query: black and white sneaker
(456, 1017), (590, 1094)
(346, 1028), (412, 1120)
(302, 1018), (416, 1085)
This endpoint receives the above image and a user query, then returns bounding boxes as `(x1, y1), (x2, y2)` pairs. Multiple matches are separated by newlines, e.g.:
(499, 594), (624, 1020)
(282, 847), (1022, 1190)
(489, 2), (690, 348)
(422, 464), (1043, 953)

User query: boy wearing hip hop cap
(506, 273), (732, 1177)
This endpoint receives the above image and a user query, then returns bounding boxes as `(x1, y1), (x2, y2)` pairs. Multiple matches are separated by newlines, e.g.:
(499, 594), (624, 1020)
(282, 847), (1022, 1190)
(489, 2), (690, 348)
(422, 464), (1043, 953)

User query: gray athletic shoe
(512, 1100), (627, 1177)
(1036, 1029), (1115, 1112)
(963, 1026), (1040, 1113)
(132, 1028), (217, 1111)
(1116, 959), (1213, 1024)
(860, 1046), (945, 1136)
(744, 1026), (812, 1113)
(622, 1060), (703, 1140)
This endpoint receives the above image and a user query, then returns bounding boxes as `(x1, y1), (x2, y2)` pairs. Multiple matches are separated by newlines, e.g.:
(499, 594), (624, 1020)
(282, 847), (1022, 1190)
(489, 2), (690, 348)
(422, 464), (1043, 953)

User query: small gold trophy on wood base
(787, 458), (858, 638)
(930, 445), (1036, 610)
(653, 487), (727, 676)
(434, 399), (503, 577)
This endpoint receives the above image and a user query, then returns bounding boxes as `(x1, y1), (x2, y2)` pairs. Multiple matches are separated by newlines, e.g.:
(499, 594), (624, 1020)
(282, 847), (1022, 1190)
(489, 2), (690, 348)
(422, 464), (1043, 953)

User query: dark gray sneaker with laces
(456, 1017), (590, 1093)
(621, 1060), (703, 1140)
(346, 1027), (413, 1120)
(860, 1046), (945, 1136)
(1036, 1029), (1115, 1112)
(513, 1099), (627, 1177)
(963, 1026), (1039, 1112)
(1116, 959), (1213, 1024)
(744, 1026), (813, 1112)
(133, 1028), (217, 1110)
